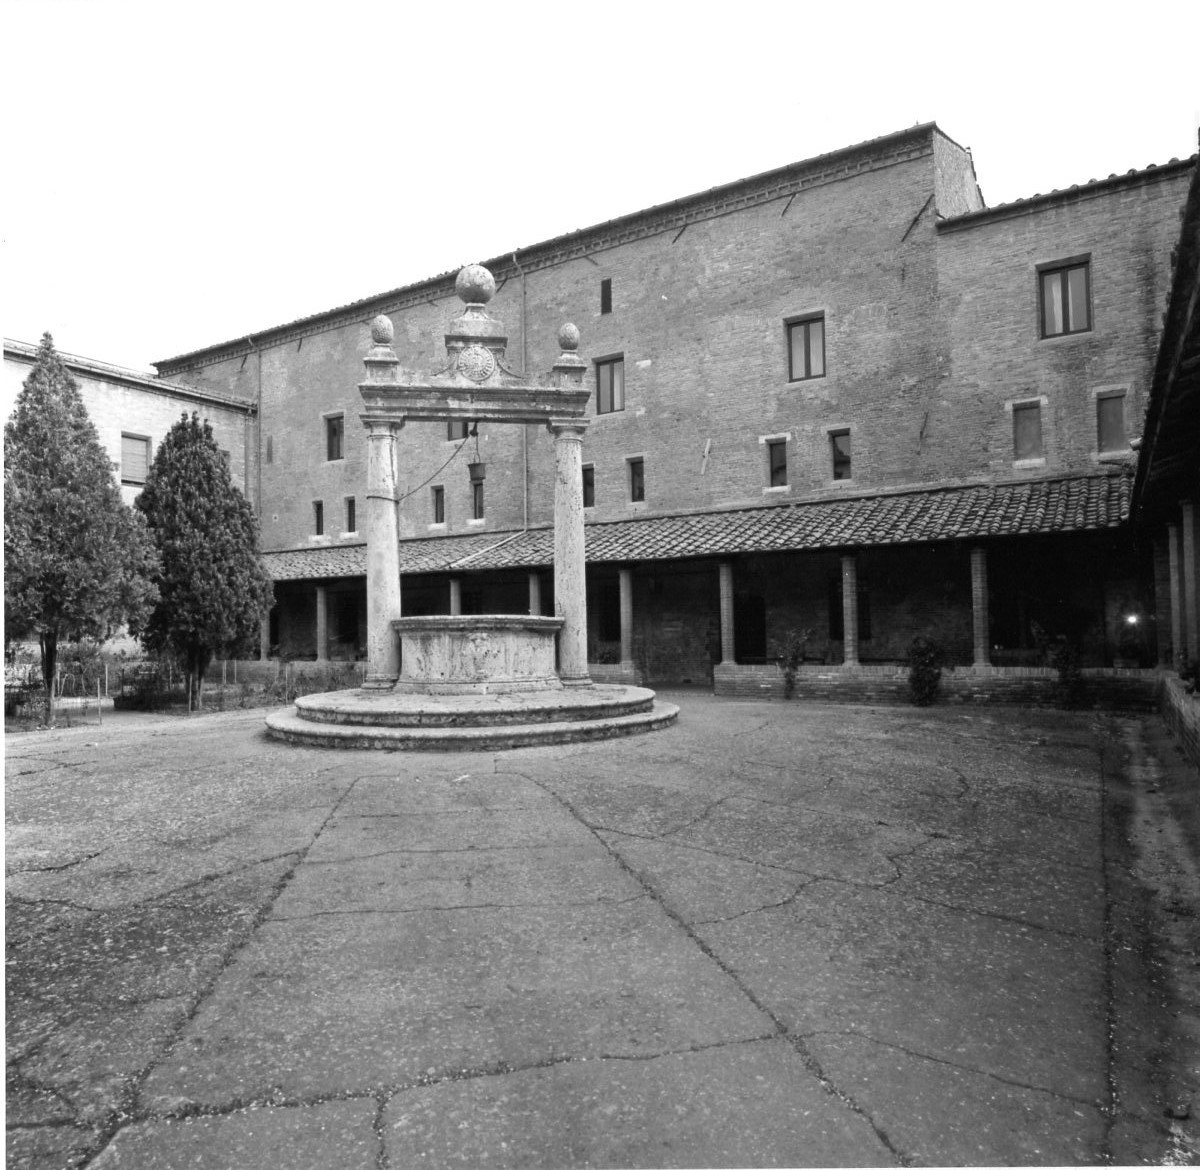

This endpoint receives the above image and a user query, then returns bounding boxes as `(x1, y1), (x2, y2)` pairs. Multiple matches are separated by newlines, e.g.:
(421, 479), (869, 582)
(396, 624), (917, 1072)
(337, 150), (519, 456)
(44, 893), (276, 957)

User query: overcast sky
(4, 0), (1198, 373)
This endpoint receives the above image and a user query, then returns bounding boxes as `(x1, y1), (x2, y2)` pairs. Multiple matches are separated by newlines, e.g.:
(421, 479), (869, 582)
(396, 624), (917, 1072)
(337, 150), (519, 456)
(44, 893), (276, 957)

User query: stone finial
(557, 322), (581, 352)
(371, 314), (395, 345)
(455, 264), (496, 306)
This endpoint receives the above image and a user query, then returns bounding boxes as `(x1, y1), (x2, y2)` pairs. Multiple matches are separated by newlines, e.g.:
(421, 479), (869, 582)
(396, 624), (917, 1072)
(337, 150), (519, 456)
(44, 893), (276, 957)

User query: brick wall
(1160, 673), (1200, 770)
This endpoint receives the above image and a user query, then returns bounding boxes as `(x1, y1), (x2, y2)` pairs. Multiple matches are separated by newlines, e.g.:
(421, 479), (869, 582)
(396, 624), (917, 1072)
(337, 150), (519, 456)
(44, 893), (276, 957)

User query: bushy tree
(4, 333), (159, 724)
(136, 412), (273, 709)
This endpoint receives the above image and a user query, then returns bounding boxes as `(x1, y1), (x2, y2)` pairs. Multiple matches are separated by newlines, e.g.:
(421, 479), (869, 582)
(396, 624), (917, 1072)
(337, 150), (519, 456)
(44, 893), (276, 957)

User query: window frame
(325, 413), (345, 462)
(627, 456), (645, 504)
(471, 479), (485, 521)
(1038, 257), (1092, 339)
(1094, 386), (1128, 455)
(431, 485), (445, 526)
(447, 419), (470, 442)
(829, 428), (852, 482)
(600, 278), (612, 315)
(595, 355), (625, 415)
(344, 496), (356, 534)
(313, 500), (325, 536)
(582, 464), (595, 509)
(120, 432), (151, 485)
(1009, 397), (1046, 464)
(761, 432), (790, 491)
(786, 313), (826, 382)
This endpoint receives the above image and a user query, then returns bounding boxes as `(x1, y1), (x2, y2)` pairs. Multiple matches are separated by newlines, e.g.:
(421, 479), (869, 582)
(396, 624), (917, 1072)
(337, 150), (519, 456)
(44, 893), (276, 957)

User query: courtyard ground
(6, 692), (1200, 1168)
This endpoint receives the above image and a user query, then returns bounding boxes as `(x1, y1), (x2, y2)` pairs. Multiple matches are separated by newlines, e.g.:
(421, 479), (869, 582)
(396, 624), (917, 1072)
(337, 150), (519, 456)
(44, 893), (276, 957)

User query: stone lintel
(359, 382), (590, 425)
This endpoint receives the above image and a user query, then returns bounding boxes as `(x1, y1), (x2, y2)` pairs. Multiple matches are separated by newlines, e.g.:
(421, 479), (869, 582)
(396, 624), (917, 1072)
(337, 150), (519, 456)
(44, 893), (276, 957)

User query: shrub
(1047, 639), (1084, 708)
(906, 636), (943, 706)
(772, 626), (814, 699)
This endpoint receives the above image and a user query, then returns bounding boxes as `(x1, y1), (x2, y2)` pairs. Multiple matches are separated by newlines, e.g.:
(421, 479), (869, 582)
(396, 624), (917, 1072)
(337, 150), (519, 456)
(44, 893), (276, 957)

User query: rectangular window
(326, 415), (344, 461)
(1040, 261), (1091, 337)
(582, 464), (595, 508)
(313, 500), (324, 536)
(345, 496), (356, 533)
(121, 433), (150, 484)
(628, 458), (645, 503)
(830, 430), (852, 480)
(1097, 392), (1126, 453)
(431, 485), (445, 524)
(787, 315), (825, 381)
(767, 439), (788, 487)
(448, 420), (470, 441)
(596, 356), (625, 415)
(472, 481), (485, 520)
(1013, 402), (1043, 460)
(600, 278), (612, 315)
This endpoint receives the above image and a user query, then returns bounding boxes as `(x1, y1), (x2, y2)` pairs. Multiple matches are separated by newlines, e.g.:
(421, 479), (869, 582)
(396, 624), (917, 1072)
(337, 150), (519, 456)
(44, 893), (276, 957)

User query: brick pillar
(1183, 500), (1199, 664)
(1169, 522), (1184, 664)
(619, 567), (634, 666)
(528, 571), (541, 617)
(841, 554), (860, 667)
(363, 419), (403, 689)
(315, 585), (329, 662)
(449, 578), (462, 616)
(718, 561), (735, 664)
(550, 419), (591, 686)
(970, 546), (990, 668)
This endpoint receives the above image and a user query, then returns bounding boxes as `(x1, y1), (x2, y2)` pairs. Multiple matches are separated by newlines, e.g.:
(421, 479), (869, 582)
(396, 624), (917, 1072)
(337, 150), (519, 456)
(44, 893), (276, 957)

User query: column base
(560, 674), (594, 688)
(362, 675), (398, 691)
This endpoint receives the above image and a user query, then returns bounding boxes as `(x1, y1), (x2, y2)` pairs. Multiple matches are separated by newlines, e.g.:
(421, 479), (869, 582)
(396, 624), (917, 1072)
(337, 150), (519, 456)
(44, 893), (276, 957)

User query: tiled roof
(263, 474), (1131, 582)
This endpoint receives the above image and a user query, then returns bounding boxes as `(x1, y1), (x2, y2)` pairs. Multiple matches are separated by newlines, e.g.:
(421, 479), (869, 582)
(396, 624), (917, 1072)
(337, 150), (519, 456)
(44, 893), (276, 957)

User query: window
(447, 420), (469, 441)
(431, 485), (445, 524)
(471, 480), (485, 521)
(582, 464), (595, 508)
(767, 439), (788, 487)
(596, 356), (625, 414)
(121, 433), (150, 484)
(1097, 391), (1126, 453)
(830, 430), (852, 480)
(1012, 402), (1043, 460)
(326, 415), (344, 461)
(787, 315), (825, 381)
(1040, 260), (1091, 337)
(600, 278), (612, 315)
(313, 500), (324, 536)
(344, 497), (356, 533)
(628, 458), (645, 503)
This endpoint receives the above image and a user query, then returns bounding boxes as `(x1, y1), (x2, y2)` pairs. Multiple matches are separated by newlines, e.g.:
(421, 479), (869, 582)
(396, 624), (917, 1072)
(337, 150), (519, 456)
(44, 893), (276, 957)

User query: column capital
(362, 416), (406, 436)
(547, 418), (590, 439)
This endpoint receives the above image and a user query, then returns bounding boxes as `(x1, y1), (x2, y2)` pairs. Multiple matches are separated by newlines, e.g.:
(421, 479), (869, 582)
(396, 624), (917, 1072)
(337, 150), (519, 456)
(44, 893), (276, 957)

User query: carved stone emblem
(458, 344), (496, 382)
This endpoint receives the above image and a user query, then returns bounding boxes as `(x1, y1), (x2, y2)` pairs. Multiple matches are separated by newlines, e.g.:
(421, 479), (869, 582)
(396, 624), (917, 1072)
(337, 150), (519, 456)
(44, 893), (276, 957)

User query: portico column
(1183, 501), (1199, 664)
(449, 578), (462, 616)
(259, 614), (270, 660)
(718, 561), (735, 664)
(841, 554), (860, 667)
(528, 572), (542, 616)
(315, 585), (329, 662)
(970, 546), (990, 667)
(550, 419), (591, 686)
(619, 567), (634, 666)
(363, 419), (404, 689)
(1168, 523), (1184, 664)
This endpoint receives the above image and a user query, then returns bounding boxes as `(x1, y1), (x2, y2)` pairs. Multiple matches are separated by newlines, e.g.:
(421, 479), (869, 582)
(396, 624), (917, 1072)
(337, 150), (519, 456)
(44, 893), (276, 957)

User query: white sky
(3, 0), (1199, 373)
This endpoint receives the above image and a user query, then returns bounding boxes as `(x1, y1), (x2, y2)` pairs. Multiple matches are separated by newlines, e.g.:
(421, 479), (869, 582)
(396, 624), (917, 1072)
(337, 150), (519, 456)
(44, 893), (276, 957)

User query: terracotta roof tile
(263, 474), (1131, 582)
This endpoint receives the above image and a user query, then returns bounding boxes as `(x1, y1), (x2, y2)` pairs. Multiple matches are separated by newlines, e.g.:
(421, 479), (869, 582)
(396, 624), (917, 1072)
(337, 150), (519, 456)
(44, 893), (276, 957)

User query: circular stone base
(264, 684), (678, 751)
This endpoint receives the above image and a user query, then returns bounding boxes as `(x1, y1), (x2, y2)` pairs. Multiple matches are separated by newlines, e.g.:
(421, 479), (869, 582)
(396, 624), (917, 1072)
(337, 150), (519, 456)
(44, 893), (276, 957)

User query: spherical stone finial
(370, 314), (395, 345)
(456, 264), (496, 305)
(558, 322), (581, 352)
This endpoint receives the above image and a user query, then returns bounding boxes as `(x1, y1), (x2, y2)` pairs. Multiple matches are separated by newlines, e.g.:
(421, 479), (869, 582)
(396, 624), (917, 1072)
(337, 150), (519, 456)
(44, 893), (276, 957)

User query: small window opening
(628, 458), (645, 503)
(1012, 402), (1043, 460)
(432, 485), (445, 524)
(1097, 393), (1126, 452)
(582, 464), (595, 508)
(471, 480), (485, 520)
(600, 278), (612, 315)
(830, 430), (851, 480)
(767, 439), (787, 487)
(345, 497), (356, 533)
(313, 500), (324, 535)
(326, 415), (344, 461)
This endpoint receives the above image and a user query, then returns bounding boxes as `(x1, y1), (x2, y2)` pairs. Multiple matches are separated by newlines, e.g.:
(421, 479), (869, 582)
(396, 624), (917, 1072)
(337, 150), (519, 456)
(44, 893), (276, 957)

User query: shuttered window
(121, 434), (150, 484)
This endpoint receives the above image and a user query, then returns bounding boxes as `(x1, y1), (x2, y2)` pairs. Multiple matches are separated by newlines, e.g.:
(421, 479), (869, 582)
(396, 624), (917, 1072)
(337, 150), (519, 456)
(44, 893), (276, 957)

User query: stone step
(264, 700), (679, 751)
(291, 685), (658, 728)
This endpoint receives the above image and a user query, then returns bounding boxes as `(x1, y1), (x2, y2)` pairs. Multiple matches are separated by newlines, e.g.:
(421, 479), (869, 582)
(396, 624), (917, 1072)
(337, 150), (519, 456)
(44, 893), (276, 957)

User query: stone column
(1183, 500), (1199, 664)
(363, 419), (404, 689)
(315, 585), (329, 662)
(1168, 523), (1184, 665)
(718, 561), (735, 664)
(970, 546), (990, 668)
(619, 567), (634, 666)
(528, 571), (542, 616)
(259, 614), (271, 661)
(841, 554), (860, 667)
(550, 419), (591, 686)
(449, 578), (462, 616)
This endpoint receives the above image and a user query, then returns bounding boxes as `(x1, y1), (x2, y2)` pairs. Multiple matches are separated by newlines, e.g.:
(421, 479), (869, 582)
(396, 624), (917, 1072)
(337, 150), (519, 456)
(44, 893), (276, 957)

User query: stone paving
(5, 693), (1198, 1168)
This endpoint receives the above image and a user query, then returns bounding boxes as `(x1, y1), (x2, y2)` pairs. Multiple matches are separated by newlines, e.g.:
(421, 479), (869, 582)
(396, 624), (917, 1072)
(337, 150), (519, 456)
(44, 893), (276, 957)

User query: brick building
(151, 123), (1196, 689)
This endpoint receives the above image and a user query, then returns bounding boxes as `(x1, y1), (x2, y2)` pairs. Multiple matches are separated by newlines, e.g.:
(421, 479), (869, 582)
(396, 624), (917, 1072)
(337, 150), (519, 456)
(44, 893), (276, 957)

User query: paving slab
(6, 698), (1199, 1167)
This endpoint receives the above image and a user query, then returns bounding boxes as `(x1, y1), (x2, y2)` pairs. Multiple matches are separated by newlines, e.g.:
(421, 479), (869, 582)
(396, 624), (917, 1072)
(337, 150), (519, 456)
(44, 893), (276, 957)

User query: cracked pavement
(6, 694), (1199, 1167)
